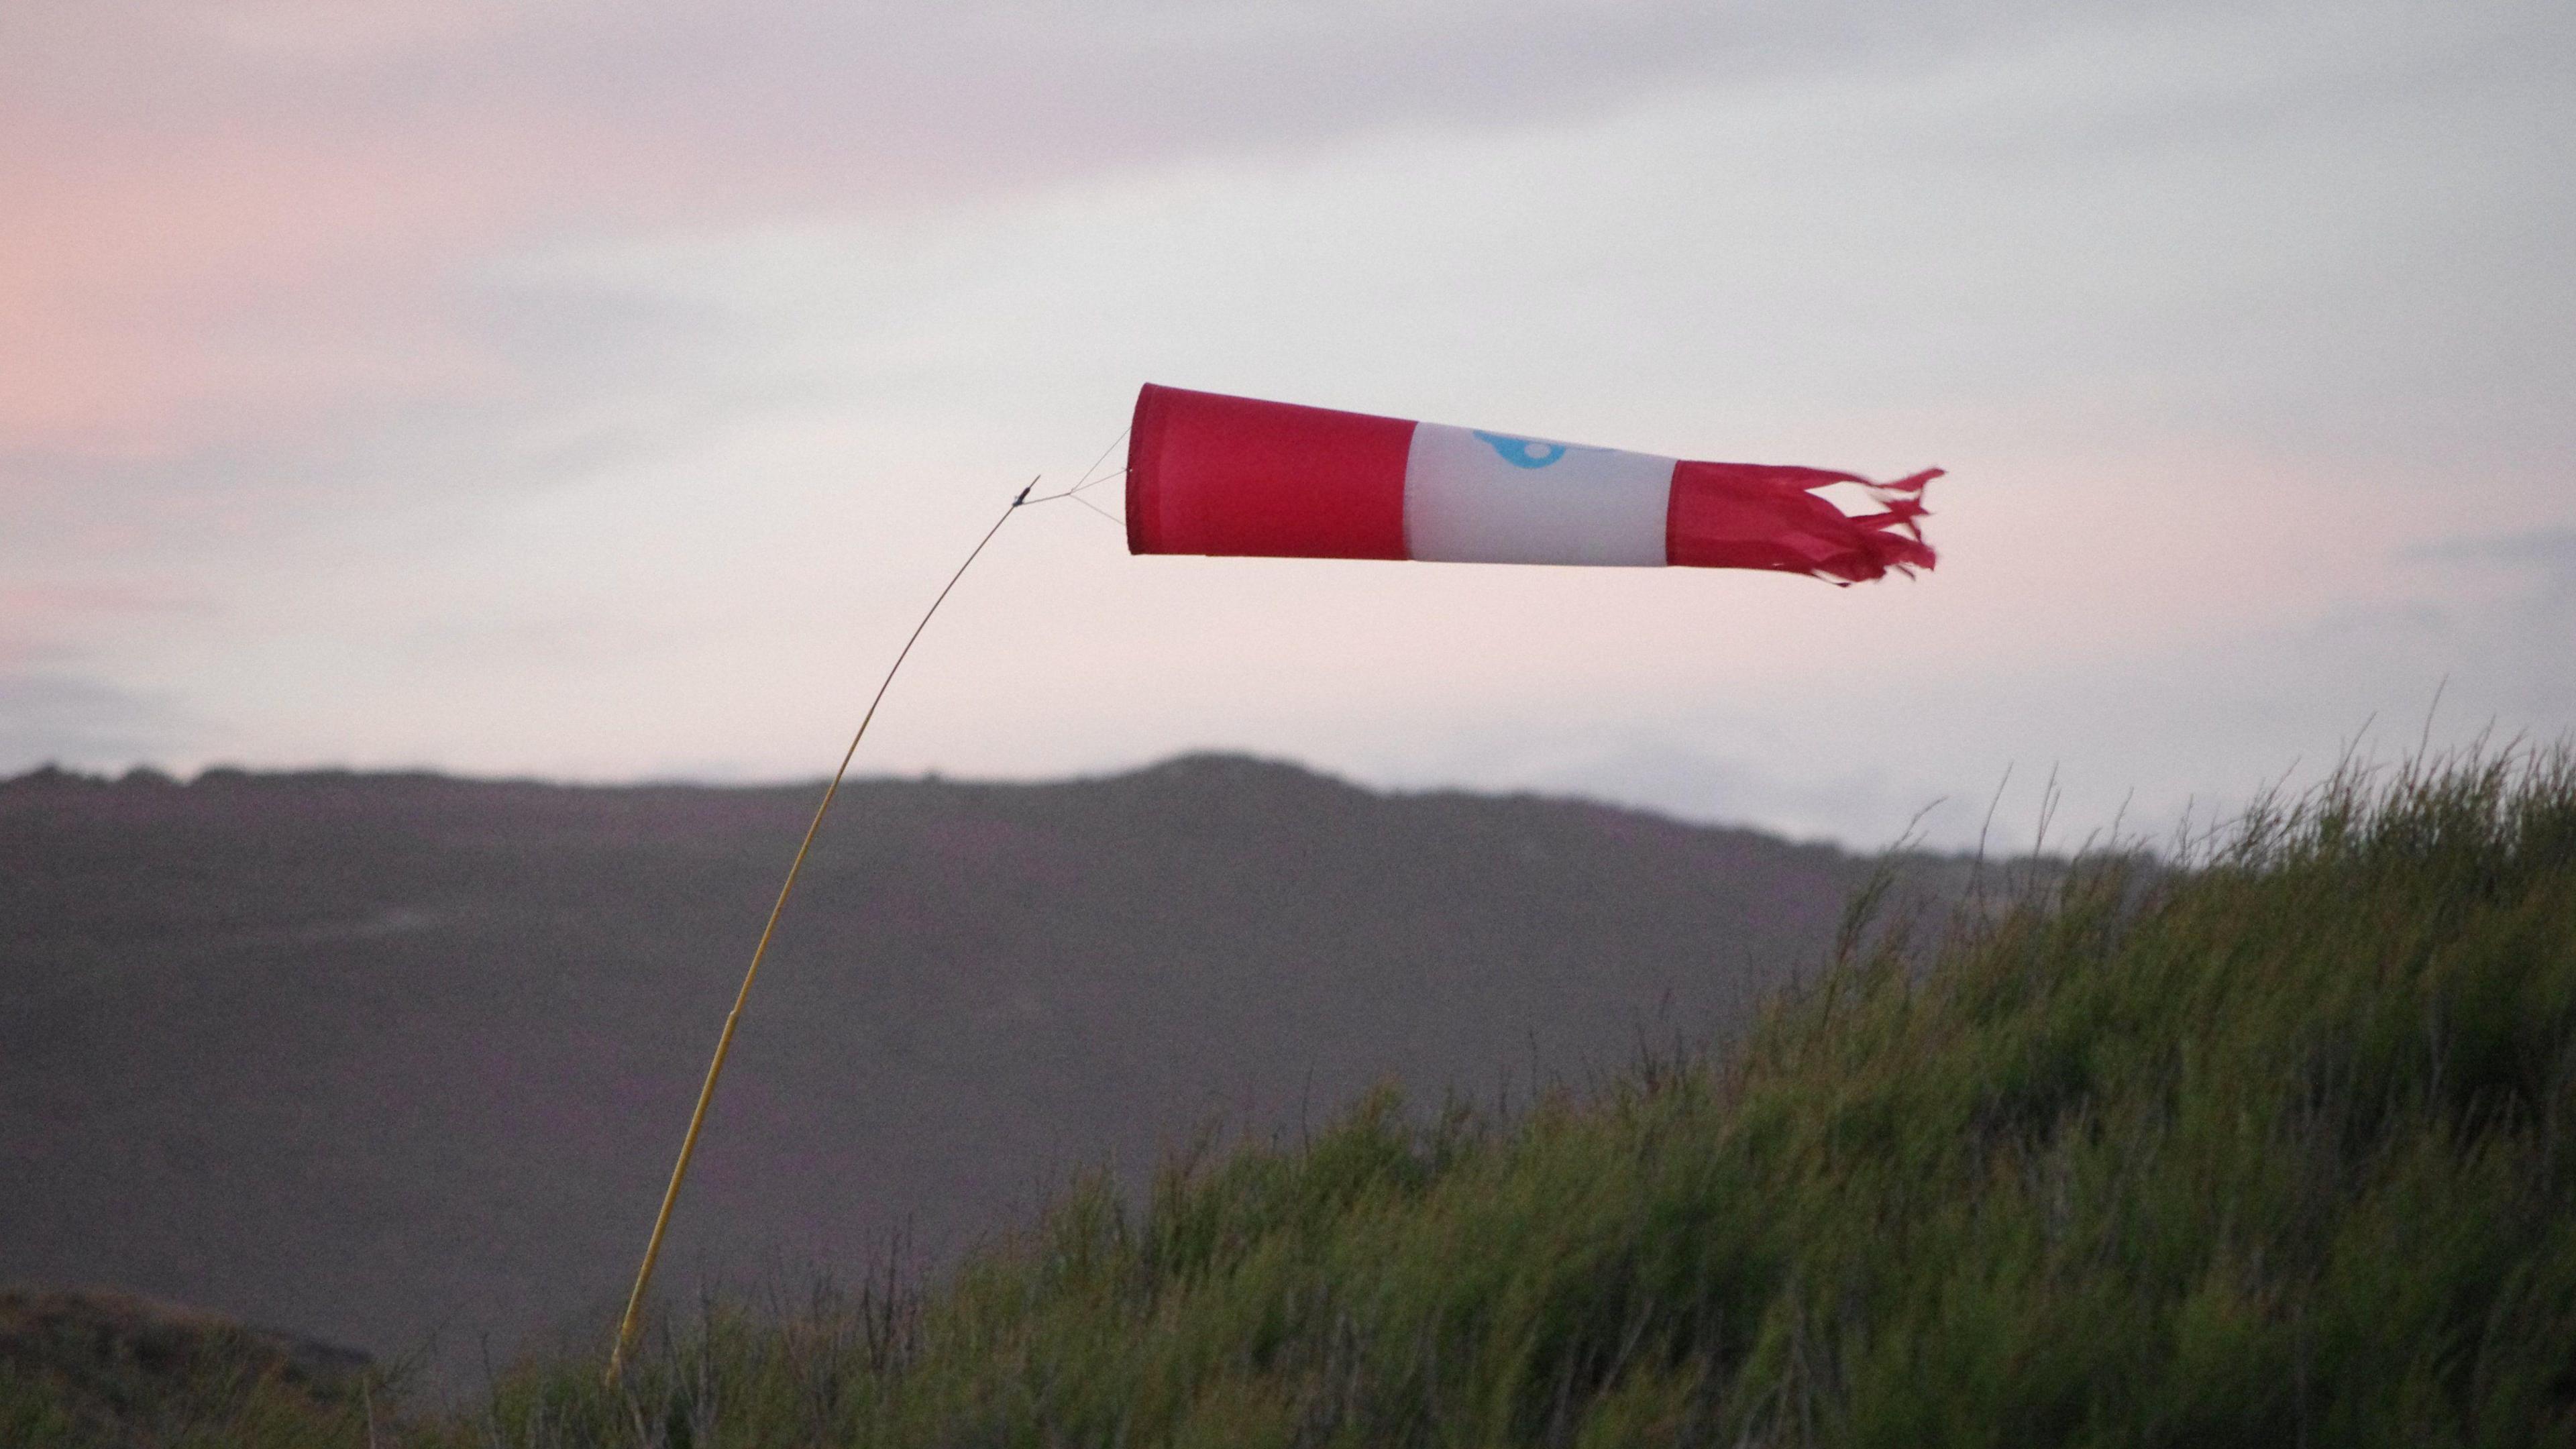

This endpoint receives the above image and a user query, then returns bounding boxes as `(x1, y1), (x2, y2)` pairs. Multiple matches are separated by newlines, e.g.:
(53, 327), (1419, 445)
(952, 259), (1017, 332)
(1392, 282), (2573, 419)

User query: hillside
(0, 755), (1883, 1394)
(440, 747), (2576, 1446)
(11, 750), (2573, 1442)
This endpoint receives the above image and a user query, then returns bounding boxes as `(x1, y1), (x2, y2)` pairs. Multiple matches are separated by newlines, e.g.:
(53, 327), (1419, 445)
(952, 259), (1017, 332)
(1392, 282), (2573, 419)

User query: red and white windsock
(1125, 384), (1937, 584)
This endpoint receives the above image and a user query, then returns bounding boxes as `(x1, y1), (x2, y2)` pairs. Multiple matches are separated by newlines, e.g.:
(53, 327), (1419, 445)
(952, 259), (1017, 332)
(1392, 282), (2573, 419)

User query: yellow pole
(605, 486), (1031, 1381)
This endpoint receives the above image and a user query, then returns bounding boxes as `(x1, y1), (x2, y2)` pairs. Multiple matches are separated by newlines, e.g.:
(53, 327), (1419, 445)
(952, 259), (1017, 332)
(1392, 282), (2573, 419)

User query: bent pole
(605, 482), (1034, 1381)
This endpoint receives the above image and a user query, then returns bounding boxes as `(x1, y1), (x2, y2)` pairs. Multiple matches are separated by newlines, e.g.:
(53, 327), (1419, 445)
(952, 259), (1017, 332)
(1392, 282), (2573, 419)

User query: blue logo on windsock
(1472, 431), (1571, 469)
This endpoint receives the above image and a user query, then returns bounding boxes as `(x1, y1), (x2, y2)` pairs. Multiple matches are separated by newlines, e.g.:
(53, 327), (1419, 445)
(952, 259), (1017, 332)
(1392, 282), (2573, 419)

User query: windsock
(1126, 384), (1936, 583)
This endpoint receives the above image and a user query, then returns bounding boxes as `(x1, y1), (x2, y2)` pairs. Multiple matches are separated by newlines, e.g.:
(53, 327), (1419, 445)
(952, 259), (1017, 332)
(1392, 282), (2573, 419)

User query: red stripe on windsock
(1127, 384), (1413, 559)
(1664, 461), (1939, 583)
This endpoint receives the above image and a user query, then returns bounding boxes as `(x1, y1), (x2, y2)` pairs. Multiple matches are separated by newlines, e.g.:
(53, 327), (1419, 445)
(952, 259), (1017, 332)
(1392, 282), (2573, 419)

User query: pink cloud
(0, 93), (740, 458)
(0, 582), (201, 670)
(0, 0), (1864, 460)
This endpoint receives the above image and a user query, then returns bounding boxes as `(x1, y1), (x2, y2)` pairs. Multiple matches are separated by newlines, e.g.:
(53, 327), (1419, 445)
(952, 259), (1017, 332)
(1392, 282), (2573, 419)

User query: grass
(27, 747), (2576, 1446)
(0, 1291), (388, 1449)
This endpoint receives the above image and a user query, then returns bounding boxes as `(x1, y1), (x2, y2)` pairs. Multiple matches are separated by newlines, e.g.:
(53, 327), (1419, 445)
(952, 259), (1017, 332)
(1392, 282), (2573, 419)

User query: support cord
(605, 478), (1037, 1380)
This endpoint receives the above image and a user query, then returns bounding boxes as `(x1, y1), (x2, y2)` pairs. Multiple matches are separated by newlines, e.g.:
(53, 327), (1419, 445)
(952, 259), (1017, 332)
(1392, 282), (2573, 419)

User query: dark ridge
(1, 753), (1896, 1395)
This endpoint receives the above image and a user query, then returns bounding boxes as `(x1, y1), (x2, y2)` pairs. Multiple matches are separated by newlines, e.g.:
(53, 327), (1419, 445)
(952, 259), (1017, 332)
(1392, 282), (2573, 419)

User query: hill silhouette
(0, 754), (1890, 1391)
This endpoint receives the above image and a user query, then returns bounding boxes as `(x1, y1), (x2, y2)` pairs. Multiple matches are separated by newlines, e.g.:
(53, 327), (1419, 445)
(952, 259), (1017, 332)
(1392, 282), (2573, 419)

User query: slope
(451, 747), (2576, 1446)
(0, 754), (1879, 1393)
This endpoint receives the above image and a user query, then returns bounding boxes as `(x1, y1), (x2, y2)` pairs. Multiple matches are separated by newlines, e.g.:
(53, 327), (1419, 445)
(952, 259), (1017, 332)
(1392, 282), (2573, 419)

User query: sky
(5, 0), (2572, 848)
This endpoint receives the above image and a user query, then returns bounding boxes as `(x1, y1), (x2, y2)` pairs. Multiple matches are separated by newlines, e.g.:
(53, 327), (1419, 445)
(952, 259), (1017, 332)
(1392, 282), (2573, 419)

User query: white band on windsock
(1402, 423), (1677, 566)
